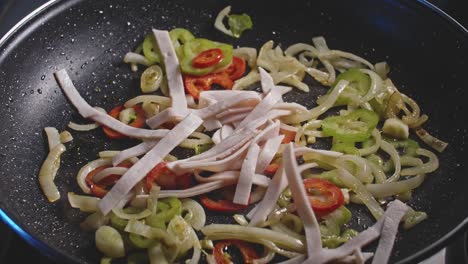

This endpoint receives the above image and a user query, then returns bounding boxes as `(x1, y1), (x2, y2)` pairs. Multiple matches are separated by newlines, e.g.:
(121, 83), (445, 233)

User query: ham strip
(98, 113), (202, 214)
(233, 143), (261, 205)
(194, 170), (270, 187)
(194, 91), (260, 119)
(248, 164), (287, 225)
(146, 108), (185, 129)
(256, 135), (283, 173)
(55, 69), (169, 139)
(236, 68), (282, 130)
(112, 141), (157, 166)
(216, 107), (254, 119)
(371, 200), (409, 264)
(282, 143), (324, 259)
(153, 29), (187, 114)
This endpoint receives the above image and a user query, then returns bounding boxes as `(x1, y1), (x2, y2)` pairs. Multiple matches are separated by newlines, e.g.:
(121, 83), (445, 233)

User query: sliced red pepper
(304, 178), (344, 214)
(264, 163), (280, 177)
(145, 162), (193, 191)
(213, 240), (258, 264)
(224, 56), (246, 81)
(192, 48), (224, 69)
(85, 163), (132, 198)
(199, 195), (248, 213)
(183, 72), (234, 99)
(102, 105), (146, 139)
(279, 128), (296, 144)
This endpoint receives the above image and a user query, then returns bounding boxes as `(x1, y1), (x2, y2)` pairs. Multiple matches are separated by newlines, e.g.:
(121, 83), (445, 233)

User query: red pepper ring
(263, 163), (280, 177)
(224, 56), (247, 81)
(183, 72), (234, 99)
(192, 48), (224, 69)
(199, 195), (249, 213)
(213, 240), (259, 264)
(145, 162), (193, 191)
(279, 128), (296, 144)
(102, 105), (146, 139)
(303, 178), (344, 214)
(85, 163), (132, 198)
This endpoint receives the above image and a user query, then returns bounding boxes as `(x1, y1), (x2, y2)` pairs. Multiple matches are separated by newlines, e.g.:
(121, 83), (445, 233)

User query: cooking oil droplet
(37, 89), (43, 94)
(41, 75), (46, 80)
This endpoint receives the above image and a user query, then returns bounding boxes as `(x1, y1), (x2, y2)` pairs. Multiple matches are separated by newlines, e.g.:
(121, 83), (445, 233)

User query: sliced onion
(77, 158), (112, 194)
(44, 127), (60, 151)
(233, 69), (260, 90)
(380, 141), (401, 183)
(141, 65), (163, 93)
(148, 243), (170, 264)
(401, 148), (439, 176)
(68, 192), (100, 212)
(375, 62), (390, 79)
(95, 226), (125, 258)
(125, 219), (176, 245)
(358, 129), (381, 156)
(415, 127), (448, 153)
(68, 122), (100, 131)
(366, 174), (425, 198)
(59, 130), (73, 143)
(93, 167), (128, 183)
(202, 224), (305, 253)
(111, 207), (152, 220)
(214, 6), (235, 37)
(234, 47), (258, 68)
(337, 168), (384, 220)
(179, 132), (213, 149)
(39, 144), (66, 202)
(181, 198), (206, 230)
(123, 52), (151, 66)
(124, 95), (171, 108)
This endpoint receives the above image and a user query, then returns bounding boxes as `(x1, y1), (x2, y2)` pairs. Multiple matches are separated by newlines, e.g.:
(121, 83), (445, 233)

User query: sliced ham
(282, 143), (324, 258)
(371, 200), (409, 264)
(194, 170), (270, 187)
(112, 141), (157, 166)
(98, 113), (202, 214)
(248, 164), (287, 225)
(153, 29), (188, 115)
(236, 68), (282, 130)
(146, 108), (185, 129)
(55, 69), (170, 139)
(233, 143), (260, 205)
(194, 91), (260, 119)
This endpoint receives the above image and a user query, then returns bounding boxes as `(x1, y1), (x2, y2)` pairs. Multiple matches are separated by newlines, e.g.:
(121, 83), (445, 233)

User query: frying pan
(0, 0), (467, 263)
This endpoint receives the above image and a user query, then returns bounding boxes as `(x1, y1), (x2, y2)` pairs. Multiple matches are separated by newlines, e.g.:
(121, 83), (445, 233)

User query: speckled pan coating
(0, 0), (467, 263)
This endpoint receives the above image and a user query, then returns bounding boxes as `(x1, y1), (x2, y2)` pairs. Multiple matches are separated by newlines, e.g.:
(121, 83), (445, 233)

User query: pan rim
(0, 0), (467, 263)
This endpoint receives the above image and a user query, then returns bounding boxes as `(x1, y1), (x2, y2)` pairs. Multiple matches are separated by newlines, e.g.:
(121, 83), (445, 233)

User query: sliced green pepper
(322, 109), (379, 142)
(169, 28), (195, 58)
(328, 68), (371, 106)
(304, 169), (344, 187)
(109, 207), (141, 231)
(331, 141), (359, 155)
(228, 14), (253, 38)
(143, 34), (161, 64)
(322, 206), (352, 235)
(320, 207), (355, 248)
(169, 28), (195, 46)
(180, 38), (233, 76)
(146, 197), (182, 229)
(129, 233), (154, 249)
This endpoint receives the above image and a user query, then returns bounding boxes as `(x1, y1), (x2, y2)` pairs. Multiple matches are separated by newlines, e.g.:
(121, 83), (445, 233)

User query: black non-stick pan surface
(0, 0), (467, 263)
